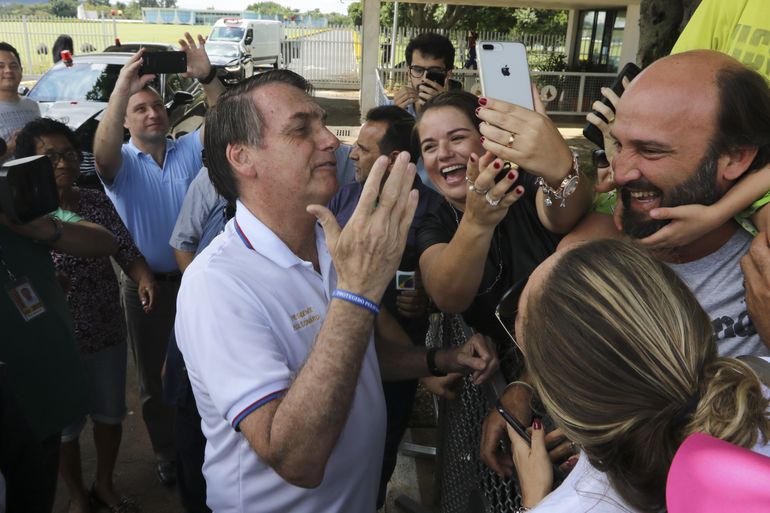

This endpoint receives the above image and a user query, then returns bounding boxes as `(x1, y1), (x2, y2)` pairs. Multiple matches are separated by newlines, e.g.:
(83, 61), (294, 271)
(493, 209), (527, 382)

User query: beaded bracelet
(331, 289), (380, 315)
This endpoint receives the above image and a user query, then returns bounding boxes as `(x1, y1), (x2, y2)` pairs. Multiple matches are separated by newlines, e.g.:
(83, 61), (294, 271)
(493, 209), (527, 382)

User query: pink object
(667, 433), (770, 513)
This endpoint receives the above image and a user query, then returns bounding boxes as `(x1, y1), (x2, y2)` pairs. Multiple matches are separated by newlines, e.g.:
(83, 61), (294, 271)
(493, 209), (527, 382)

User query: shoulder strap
(738, 355), (770, 386)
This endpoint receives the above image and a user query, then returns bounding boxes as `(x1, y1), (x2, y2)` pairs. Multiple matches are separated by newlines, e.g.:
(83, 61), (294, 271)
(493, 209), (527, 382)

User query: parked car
(25, 52), (206, 151)
(25, 52), (206, 188)
(208, 18), (283, 69)
(206, 41), (253, 85)
(103, 41), (176, 53)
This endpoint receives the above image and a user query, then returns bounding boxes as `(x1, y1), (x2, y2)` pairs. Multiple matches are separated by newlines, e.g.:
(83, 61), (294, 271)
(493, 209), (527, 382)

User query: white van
(208, 18), (283, 69)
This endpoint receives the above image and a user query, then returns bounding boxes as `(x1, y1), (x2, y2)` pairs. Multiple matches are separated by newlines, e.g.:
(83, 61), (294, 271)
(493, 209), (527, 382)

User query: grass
(3, 18), (340, 78)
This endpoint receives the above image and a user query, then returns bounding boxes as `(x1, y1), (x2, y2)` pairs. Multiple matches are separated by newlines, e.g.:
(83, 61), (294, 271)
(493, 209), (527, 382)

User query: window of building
(574, 8), (626, 72)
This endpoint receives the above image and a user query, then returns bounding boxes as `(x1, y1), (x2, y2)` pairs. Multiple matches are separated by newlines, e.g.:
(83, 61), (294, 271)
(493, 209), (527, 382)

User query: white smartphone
(476, 41), (534, 110)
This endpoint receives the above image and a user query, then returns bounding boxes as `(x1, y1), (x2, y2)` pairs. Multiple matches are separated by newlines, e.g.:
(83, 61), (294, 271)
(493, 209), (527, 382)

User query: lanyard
(0, 242), (17, 281)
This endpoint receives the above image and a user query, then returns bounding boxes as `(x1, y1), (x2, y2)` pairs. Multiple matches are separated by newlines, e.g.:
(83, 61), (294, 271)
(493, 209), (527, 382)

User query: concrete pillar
(565, 9), (578, 67)
(359, 0), (380, 122)
(620, 3), (641, 66)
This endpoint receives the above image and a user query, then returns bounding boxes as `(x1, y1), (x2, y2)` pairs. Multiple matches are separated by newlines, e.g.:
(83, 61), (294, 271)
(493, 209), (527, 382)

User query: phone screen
(476, 41), (533, 110)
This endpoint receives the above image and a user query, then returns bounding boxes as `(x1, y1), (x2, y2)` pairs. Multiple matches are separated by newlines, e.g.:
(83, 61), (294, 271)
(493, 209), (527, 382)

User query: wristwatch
(198, 66), (218, 85)
(537, 152), (580, 208)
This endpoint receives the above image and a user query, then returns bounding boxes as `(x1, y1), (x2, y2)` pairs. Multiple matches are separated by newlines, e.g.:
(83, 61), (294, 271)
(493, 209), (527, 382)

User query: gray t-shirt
(669, 228), (769, 358)
(0, 97), (40, 142)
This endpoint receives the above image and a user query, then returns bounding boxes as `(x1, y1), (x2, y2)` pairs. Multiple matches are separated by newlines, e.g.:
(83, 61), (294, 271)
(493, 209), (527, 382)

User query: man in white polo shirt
(175, 70), (498, 512)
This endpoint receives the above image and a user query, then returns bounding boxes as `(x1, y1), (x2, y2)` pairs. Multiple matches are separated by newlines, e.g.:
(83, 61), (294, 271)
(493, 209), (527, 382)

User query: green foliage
(326, 12), (352, 26)
(247, 1), (295, 17)
(347, 1), (362, 25)
(49, 0), (78, 17)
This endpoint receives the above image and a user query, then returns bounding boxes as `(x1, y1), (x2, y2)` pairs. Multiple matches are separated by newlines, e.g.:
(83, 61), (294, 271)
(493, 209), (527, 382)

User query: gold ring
(506, 133), (516, 148)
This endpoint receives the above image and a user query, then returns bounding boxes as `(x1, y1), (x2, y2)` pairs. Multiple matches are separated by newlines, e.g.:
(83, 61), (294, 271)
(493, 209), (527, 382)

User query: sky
(176, 0), (355, 15)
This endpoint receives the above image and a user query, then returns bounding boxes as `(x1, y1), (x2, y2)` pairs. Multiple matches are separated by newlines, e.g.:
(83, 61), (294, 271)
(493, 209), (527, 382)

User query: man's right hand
(393, 85), (418, 110)
(308, 151), (419, 303)
(113, 49), (156, 98)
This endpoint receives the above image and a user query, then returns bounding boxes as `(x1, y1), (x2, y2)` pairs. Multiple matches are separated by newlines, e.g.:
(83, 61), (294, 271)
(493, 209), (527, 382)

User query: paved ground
(52, 94), (597, 513)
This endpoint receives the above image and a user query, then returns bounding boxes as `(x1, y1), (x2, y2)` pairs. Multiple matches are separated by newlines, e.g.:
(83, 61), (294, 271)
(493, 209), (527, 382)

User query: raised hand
(307, 152), (419, 302)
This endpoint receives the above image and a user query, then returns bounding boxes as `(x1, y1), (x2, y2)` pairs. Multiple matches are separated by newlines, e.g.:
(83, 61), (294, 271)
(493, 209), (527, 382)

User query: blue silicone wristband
(331, 289), (380, 315)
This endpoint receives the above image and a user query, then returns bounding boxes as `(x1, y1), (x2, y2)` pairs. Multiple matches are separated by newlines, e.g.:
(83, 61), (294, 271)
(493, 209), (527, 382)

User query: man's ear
(388, 150), (401, 166)
(721, 146), (759, 182)
(226, 143), (258, 179)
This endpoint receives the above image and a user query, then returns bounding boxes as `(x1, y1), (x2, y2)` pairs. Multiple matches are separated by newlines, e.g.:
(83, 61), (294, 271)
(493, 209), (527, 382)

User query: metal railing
(377, 67), (618, 115)
(1, 15), (118, 79)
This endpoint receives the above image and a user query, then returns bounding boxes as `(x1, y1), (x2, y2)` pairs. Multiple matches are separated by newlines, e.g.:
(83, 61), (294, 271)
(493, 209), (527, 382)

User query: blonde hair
(522, 239), (770, 513)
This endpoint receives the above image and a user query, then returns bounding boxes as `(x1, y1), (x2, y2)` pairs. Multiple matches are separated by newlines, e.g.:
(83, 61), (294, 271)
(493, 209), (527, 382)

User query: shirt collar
(126, 136), (175, 157)
(234, 200), (331, 274)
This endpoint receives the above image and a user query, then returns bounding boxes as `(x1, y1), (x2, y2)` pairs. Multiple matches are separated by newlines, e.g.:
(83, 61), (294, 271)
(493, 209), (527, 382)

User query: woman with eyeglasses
(505, 238), (770, 513)
(15, 118), (155, 513)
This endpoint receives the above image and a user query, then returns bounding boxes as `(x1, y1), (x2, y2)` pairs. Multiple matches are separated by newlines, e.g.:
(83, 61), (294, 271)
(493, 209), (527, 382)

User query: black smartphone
(582, 62), (641, 149)
(139, 51), (187, 75)
(496, 398), (531, 446)
(425, 69), (447, 86)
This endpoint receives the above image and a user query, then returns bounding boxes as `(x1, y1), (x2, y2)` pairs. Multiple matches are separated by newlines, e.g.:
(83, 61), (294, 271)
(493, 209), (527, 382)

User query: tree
(48, 0), (78, 17)
(160, 0), (177, 7)
(137, 0), (158, 7)
(247, 1), (294, 18)
(637, 0), (703, 66)
(327, 12), (352, 26)
(348, 2), (362, 25)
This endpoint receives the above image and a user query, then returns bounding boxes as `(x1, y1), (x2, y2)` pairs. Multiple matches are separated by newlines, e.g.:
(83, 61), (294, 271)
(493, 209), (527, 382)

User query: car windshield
(206, 42), (239, 59)
(209, 27), (244, 42)
(28, 62), (161, 102)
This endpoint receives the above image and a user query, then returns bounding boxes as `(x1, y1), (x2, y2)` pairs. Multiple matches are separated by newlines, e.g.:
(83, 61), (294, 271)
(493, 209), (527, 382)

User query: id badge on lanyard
(1, 243), (47, 321)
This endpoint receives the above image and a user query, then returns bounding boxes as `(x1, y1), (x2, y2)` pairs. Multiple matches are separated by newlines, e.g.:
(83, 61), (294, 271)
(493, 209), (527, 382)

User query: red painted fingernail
(475, 106), (481, 115)
(493, 161), (501, 169)
(479, 97), (488, 105)
(532, 419), (542, 430)
(507, 171), (516, 180)
(515, 186), (524, 194)
(480, 136), (485, 143)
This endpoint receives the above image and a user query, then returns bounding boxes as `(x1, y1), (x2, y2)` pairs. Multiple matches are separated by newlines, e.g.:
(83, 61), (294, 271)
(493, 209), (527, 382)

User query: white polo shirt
(175, 200), (386, 513)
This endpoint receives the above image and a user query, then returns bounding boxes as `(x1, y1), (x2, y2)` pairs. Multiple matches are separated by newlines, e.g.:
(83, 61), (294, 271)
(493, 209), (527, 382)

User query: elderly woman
(15, 118), (155, 513)
(505, 239), (770, 512)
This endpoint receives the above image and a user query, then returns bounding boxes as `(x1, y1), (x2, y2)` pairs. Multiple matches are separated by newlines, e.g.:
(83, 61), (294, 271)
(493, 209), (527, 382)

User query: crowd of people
(2, 0), (770, 512)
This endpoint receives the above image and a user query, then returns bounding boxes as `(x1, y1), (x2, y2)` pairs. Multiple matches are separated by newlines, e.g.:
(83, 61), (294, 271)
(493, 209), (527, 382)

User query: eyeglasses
(45, 150), (80, 165)
(408, 65), (446, 78)
(494, 277), (528, 352)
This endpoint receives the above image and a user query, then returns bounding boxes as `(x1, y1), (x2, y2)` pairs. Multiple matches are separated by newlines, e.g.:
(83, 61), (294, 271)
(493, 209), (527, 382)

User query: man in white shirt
(175, 70), (498, 512)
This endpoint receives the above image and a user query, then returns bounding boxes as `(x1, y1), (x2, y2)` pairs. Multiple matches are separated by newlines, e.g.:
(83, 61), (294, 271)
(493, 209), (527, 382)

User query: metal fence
(1, 15), (118, 79)
(379, 26), (566, 71)
(377, 67), (617, 115)
(282, 26), (360, 89)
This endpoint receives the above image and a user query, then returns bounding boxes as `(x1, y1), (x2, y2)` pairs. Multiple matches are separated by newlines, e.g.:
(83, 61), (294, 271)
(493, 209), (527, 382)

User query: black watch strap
(198, 67), (218, 85)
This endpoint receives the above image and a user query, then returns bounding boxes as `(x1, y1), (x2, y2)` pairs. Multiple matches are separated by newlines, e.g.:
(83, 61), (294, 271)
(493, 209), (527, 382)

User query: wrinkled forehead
(251, 83), (323, 129)
(616, 53), (721, 129)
